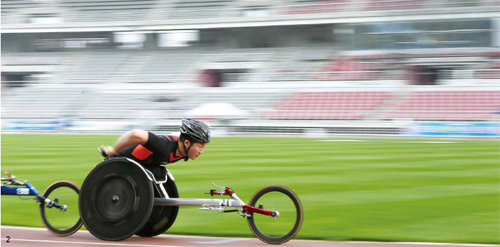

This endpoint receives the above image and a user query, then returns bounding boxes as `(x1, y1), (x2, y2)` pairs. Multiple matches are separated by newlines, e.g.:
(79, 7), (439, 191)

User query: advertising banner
(402, 122), (500, 137)
(2, 120), (66, 130)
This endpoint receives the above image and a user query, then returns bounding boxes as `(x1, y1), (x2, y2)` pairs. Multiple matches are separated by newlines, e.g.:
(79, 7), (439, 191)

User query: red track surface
(1, 226), (496, 247)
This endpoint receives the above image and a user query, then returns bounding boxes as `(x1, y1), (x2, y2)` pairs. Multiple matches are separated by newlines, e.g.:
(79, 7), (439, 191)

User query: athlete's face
(185, 140), (206, 160)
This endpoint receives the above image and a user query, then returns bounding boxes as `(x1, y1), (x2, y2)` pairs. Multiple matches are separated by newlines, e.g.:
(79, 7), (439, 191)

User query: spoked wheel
(247, 185), (303, 244)
(79, 158), (154, 241)
(39, 180), (83, 236)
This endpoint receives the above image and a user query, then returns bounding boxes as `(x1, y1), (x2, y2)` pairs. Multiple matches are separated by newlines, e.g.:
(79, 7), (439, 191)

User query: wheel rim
(251, 191), (300, 238)
(93, 176), (136, 223)
(247, 185), (303, 244)
(79, 157), (154, 241)
(40, 181), (82, 236)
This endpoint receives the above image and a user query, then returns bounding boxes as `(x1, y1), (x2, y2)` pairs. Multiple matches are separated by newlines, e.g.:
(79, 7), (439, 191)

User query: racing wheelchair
(79, 157), (304, 244)
(1, 170), (83, 236)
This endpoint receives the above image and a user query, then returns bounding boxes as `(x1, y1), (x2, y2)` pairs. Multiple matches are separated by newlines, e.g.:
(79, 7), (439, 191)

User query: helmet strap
(183, 142), (194, 161)
(179, 135), (194, 161)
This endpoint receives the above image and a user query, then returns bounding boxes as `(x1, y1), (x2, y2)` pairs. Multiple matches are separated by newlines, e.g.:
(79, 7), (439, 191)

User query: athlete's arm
(100, 129), (149, 156)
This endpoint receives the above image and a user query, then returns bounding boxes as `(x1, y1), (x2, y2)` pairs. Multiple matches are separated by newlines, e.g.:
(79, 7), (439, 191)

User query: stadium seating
(3, 85), (499, 122)
(284, 0), (351, 15)
(58, 0), (159, 22)
(262, 91), (393, 119)
(127, 49), (201, 83)
(1, 52), (67, 66)
(2, 49), (496, 84)
(259, 90), (500, 121)
(382, 91), (500, 121)
(270, 52), (403, 82)
(2, 0), (499, 25)
(474, 62), (500, 79)
(1, 50), (204, 84)
(1, 86), (90, 119)
(78, 91), (163, 119)
(176, 90), (285, 112)
(268, 46), (341, 81)
(1, 0), (159, 24)
(59, 52), (134, 83)
(206, 48), (277, 63)
(315, 56), (381, 81)
(167, 0), (236, 19)
(0, 83), (288, 121)
(1, 0), (38, 24)
(363, 0), (428, 11)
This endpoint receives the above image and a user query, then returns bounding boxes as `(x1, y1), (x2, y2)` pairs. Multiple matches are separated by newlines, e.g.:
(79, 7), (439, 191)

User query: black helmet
(180, 118), (211, 143)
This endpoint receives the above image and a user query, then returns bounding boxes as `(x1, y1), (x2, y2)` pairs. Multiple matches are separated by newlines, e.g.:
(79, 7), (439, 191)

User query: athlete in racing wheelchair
(83, 118), (302, 244)
(93, 118), (210, 239)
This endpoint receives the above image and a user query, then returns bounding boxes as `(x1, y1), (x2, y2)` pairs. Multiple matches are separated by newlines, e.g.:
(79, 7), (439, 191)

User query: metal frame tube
(154, 198), (245, 207)
(1, 184), (37, 196)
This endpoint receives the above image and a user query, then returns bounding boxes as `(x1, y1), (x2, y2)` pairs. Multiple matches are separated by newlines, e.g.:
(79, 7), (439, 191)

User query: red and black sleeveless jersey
(116, 132), (184, 167)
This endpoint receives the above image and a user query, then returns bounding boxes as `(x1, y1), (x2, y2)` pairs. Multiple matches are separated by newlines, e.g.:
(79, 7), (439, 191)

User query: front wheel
(39, 180), (83, 236)
(247, 185), (303, 244)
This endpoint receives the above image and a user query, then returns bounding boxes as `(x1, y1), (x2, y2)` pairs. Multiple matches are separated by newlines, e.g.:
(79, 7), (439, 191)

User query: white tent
(185, 103), (249, 119)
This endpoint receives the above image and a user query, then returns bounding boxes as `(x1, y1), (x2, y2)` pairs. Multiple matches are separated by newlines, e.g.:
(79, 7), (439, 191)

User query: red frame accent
(3, 170), (12, 177)
(3, 170), (12, 180)
(203, 187), (275, 217)
(225, 187), (234, 195)
(205, 191), (223, 195)
(205, 187), (235, 196)
(242, 205), (274, 216)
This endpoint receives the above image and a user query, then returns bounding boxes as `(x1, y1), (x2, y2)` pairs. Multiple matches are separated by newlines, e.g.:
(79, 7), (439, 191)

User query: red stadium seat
(363, 0), (428, 11)
(383, 91), (500, 121)
(262, 91), (392, 120)
(285, 0), (348, 15)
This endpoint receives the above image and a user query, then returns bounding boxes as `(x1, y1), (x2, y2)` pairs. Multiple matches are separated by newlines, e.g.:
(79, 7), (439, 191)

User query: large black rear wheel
(79, 158), (154, 241)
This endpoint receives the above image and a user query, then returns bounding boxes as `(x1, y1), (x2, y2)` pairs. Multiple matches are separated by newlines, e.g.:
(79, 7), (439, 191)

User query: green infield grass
(1, 134), (499, 244)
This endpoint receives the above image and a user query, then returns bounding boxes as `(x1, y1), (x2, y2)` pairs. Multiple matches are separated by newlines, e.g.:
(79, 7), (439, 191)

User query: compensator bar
(154, 198), (245, 207)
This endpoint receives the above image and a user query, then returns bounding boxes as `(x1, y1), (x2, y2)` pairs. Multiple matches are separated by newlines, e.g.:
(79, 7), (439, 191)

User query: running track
(1, 226), (497, 247)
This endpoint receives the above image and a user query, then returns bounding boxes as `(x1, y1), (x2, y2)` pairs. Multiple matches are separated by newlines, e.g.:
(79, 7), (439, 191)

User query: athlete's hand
(98, 145), (115, 157)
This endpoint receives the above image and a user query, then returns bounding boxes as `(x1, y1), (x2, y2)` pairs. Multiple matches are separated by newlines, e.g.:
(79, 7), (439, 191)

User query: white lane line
(318, 140), (367, 142)
(1, 238), (185, 247)
(191, 238), (249, 244)
(396, 243), (498, 247)
(402, 141), (460, 144)
(2, 226), (49, 231)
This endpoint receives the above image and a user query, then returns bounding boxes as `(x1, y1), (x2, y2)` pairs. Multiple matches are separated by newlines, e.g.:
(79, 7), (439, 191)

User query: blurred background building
(2, 0), (500, 137)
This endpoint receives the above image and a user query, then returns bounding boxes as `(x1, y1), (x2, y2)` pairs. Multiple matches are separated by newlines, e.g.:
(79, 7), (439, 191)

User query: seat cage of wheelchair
(130, 158), (247, 211)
